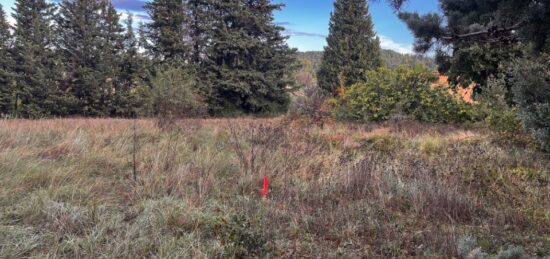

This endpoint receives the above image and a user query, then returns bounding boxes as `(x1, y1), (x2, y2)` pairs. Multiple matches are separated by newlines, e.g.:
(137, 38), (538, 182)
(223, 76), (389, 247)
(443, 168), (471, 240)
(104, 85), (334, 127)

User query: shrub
(213, 213), (271, 258)
(511, 55), (550, 151)
(472, 76), (522, 133)
(495, 246), (530, 259)
(288, 86), (330, 123)
(457, 236), (533, 259)
(457, 236), (489, 259)
(333, 65), (472, 123)
(151, 68), (207, 129)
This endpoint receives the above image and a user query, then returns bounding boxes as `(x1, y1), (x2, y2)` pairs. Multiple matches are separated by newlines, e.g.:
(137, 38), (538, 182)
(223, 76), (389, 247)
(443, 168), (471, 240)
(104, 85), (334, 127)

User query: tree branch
(440, 21), (524, 41)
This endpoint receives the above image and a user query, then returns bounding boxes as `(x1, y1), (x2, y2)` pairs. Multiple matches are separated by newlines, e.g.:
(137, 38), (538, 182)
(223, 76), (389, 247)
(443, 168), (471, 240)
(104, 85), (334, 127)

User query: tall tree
(143, 0), (189, 65)
(11, 0), (65, 117)
(116, 13), (150, 116)
(187, 0), (210, 70)
(203, 0), (297, 115)
(393, 0), (550, 87)
(317, 0), (382, 94)
(57, 0), (125, 116)
(0, 4), (14, 115)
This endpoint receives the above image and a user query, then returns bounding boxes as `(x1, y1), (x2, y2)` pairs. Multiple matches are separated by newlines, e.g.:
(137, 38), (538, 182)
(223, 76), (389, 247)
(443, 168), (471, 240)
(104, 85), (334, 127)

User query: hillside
(297, 49), (437, 72)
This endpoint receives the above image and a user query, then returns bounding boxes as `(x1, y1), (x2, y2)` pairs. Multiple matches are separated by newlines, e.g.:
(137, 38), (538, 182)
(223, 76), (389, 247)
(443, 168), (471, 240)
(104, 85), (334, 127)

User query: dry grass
(0, 117), (548, 258)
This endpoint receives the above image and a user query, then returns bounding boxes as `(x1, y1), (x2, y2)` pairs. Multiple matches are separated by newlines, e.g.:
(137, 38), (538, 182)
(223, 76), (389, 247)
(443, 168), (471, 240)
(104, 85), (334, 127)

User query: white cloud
(378, 35), (414, 55)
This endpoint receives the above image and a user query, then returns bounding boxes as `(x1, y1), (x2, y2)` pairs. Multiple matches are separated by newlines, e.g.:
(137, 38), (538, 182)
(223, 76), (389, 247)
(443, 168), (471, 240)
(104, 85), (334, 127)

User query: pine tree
(116, 13), (149, 116)
(203, 0), (297, 115)
(317, 0), (382, 95)
(57, 0), (125, 116)
(0, 4), (14, 115)
(11, 0), (65, 117)
(187, 0), (210, 69)
(143, 0), (189, 65)
(396, 0), (550, 87)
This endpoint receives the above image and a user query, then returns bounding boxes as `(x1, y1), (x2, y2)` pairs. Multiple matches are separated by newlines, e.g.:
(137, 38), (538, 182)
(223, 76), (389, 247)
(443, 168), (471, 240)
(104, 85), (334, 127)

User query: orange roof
(432, 75), (474, 103)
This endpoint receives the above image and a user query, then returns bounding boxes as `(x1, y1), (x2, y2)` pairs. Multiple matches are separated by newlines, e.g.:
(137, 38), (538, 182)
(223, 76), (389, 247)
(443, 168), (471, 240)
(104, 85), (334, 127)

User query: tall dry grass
(0, 118), (548, 258)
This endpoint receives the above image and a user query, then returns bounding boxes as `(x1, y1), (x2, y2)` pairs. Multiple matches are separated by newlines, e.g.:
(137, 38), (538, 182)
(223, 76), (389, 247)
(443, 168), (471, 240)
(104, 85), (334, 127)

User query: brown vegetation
(0, 118), (548, 257)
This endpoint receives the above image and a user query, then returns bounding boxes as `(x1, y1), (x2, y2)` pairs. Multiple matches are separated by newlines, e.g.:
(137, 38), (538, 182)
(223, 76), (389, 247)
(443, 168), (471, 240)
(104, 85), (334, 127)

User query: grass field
(0, 118), (548, 258)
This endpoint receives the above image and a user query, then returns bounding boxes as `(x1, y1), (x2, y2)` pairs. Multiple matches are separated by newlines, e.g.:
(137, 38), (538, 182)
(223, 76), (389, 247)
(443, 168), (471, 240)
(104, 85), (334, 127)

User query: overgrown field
(0, 118), (548, 258)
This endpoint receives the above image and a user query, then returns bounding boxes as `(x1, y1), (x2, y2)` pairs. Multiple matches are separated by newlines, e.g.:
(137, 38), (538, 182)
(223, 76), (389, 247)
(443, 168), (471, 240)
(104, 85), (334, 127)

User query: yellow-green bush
(333, 65), (473, 123)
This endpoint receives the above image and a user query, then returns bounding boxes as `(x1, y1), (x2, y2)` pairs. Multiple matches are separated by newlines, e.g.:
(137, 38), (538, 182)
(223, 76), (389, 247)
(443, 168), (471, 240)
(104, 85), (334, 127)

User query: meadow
(0, 118), (548, 258)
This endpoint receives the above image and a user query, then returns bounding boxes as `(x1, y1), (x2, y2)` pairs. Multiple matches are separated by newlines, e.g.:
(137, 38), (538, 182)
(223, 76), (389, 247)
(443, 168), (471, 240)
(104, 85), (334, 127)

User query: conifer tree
(0, 4), (14, 115)
(203, 0), (297, 115)
(11, 0), (65, 117)
(394, 0), (550, 88)
(187, 0), (210, 69)
(57, 0), (125, 116)
(143, 0), (189, 65)
(116, 13), (149, 116)
(317, 0), (382, 94)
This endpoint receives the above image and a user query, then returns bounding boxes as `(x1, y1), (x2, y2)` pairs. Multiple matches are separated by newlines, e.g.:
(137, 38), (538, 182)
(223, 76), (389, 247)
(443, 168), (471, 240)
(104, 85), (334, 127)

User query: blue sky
(0, 0), (439, 53)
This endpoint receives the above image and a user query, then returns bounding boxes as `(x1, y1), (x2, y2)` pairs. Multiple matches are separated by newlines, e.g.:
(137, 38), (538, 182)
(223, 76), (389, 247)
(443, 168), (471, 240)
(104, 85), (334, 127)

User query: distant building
(432, 75), (475, 103)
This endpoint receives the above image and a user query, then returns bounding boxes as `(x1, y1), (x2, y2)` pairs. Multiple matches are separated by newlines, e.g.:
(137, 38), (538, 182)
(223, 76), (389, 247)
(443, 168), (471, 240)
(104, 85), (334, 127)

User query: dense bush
(511, 55), (550, 151)
(333, 65), (473, 123)
(472, 76), (522, 133)
(150, 68), (207, 128)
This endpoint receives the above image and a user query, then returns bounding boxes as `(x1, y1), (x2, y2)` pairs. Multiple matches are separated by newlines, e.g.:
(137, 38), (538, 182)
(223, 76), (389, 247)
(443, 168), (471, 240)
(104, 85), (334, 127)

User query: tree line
(315, 0), (549, 150)
(0, 0), (297, 118)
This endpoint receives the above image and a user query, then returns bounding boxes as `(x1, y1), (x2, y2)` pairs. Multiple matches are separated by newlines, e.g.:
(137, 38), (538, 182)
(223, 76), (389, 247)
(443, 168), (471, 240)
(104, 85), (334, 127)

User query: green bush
(511, 55), (550, 151)
(333, 65), (472, 123)
(150, 68), (207, 128)
(472, 76), (522, 133)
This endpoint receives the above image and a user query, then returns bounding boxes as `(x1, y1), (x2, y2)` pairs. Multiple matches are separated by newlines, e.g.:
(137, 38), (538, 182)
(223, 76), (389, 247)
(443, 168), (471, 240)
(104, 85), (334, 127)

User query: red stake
(262, 176), (269, 199)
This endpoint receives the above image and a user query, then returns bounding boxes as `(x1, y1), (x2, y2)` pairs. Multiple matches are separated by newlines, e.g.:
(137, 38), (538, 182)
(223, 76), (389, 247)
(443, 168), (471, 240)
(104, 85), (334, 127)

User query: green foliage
(472, 76), (522, 133)
(334, 65), (472, 123)
(511, 55), (550, 151)
(151, 68), (206, 127)
(0, 4), (14, 116)
(457, 236), (534, 259)
(317, 0), (382, 94)
(381, 49), (437, 69)
(57, 0), (127, 116)
(299, 50), (436, 73)
(397, 0), (549, 87)
(435, 42), (525, 88)
(143, 0), (190, 65)
(11, 0), (67, 118)
(202, 0), (297, 115)
(114, 13), (151, 117)
(213, 213), (270, 258)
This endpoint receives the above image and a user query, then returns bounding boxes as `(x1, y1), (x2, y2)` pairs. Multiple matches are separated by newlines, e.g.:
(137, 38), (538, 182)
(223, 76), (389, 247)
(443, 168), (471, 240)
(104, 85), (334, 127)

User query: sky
(0, 0), (440, 54)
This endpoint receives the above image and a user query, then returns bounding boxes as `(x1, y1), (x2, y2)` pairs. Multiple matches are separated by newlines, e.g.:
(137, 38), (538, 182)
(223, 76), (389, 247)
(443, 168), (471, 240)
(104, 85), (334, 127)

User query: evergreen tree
(11, 0), (65, 117)
(317, 0), (382, 94)
(0, 4), (14, 115)
(143, 0), (189, 65)
(57, 0), (125, 116)
(187, 0), (210, 69)
(203, 0), (297, 115)
(116, 13), (149, 116)
(394, 0), (550, 87)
